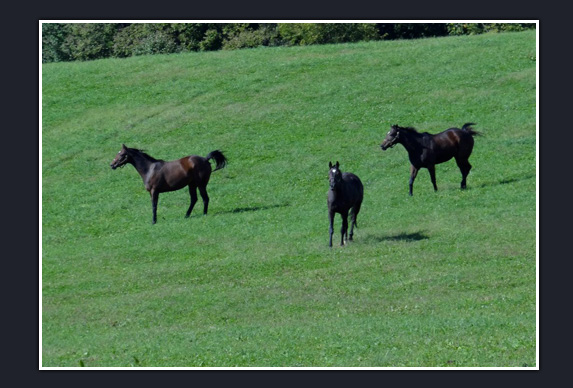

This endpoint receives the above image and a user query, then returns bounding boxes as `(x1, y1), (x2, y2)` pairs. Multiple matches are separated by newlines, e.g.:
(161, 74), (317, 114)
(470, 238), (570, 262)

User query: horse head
(328, 161), (342, 190)
(380, 125), (401, 150)
(110, 144), (131, 169)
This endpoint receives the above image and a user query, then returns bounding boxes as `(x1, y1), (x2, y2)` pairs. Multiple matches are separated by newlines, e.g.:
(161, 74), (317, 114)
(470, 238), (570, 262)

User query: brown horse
(110, 144), (227, 224)
(328, 161), (364, 247)
(380, 123), (481, 196)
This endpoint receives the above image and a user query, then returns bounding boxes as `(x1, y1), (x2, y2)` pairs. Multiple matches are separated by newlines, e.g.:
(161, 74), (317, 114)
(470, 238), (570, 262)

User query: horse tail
(206, 150), (228, 171)
(461, 122), (482, 137)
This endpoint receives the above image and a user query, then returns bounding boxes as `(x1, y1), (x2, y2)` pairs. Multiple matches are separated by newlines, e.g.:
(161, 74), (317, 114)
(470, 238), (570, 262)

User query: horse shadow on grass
(218, 202), (290, 215)
(364, 231), (429, 243)
(475, 173), (535, 189)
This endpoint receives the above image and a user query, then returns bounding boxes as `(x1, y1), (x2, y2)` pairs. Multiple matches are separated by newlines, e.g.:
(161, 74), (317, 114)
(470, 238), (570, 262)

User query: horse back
(440, 128), (475, 143)
(431, 129), (475, 162)
(153, 155), (211, 191)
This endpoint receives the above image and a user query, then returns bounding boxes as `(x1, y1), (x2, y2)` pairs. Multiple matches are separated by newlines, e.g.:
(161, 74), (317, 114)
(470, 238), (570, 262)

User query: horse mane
(127, 147), (163, 163)
(395, 125), (422, 134)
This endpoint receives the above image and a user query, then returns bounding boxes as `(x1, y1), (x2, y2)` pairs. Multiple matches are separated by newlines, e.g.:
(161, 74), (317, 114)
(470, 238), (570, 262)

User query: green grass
(42, 30), (537, 367)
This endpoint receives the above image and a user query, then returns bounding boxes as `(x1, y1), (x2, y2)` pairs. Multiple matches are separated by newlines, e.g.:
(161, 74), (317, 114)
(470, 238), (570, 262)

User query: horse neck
(129, 151), (158, 179)
(399, 130), (424, 153)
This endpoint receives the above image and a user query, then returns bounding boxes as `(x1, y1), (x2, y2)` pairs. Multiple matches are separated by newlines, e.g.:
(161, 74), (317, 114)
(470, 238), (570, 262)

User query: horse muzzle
(110, 158), (127, 169)
(381, 141), (395, 150)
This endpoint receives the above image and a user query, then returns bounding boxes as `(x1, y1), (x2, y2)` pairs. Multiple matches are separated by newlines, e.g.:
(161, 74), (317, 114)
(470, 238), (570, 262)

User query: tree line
(42, 22), (536, 63)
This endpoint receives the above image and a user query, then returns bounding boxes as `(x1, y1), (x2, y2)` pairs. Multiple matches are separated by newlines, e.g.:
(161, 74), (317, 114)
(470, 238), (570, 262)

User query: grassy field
(41, 30), (537, 367)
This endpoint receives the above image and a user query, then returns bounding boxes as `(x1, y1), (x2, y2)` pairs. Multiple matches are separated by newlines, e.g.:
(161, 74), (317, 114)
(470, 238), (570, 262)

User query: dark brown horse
(380, 123), (481, 196)
(328, 161), (364, 247)
(110, 144), (227, 224)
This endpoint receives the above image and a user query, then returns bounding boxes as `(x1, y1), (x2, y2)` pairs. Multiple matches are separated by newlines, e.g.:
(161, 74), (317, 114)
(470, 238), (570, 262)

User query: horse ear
(329, 161), (333, 169)
(122, 144), (127, 149)
(335, 161), (339, 169)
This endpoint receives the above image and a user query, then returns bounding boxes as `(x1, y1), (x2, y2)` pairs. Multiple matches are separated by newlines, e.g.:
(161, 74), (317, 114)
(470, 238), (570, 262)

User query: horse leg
(150, 189), (159, 224)
(349, 213), (355, 241)
(341, 210), (349, 246)
(328, 211), (335, 247)
(346, 210), (356, 241)
(409, 165), (419, 196)
(185, 185), (198, 218)
(198, 185), (210, 215)
(456, 158), (472, 189)
(428, 165), (438, 192)
(349, 202), (361, 241)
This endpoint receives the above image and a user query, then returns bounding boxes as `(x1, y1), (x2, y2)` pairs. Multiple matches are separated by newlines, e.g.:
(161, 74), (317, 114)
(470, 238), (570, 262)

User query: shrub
(278, 23), (379, 46)
(112, 24), (179, 57)
(376, 23), (449, 40)
(132, 31), (179, 56)
(111, 24), (143, 58)
(447, 23), (536, 35)
(170, 23), (210, 52)
(222, 24), (280, 50)
(199, 28), (223, 51)
(42, 23), (71, 63)
(60, 23), (118, 61)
